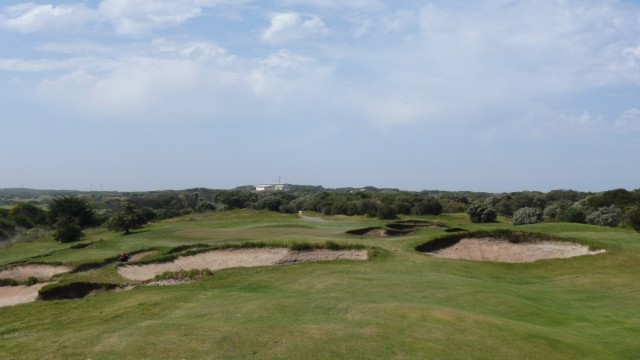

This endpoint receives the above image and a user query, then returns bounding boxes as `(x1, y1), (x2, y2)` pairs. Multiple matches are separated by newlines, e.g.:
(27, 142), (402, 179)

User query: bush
(413, 197), (443, 216)
(289, 242), (313, 251)
(586, 205), (622, 227)
(53, 216), (83, 243)
(467, 201), (497, 223)
(624, 206), (640, 232)
(560, 207), (586, 224)
(377, 205), (397, 220)
(512, 207), (543, 225)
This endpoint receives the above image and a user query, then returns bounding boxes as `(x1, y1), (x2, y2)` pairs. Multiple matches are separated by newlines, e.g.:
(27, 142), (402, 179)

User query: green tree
(413, 197), (443, 216)
(52, 216), (83, 243)
(586, 205), (622, 227)
(108, 202), (146, 235)
(560, 207), (586, 224)
(48, 196), (96, 228)
(624, 206), (640, 232)
(378, 205), (397, 220)
(512, 207), (543, 225)
(9, 203), (47, 229)
(467, 201), (497, 223)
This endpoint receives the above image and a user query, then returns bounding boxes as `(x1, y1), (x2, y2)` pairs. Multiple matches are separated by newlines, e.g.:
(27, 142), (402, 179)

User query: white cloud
(98, 0), (201, 36)
(0, 3), (95, 33)
(97, 0), (249, 36)
(275, 0), (386, 12)
(614, 108), (640, 131)
(0, 0), (245, 36)
(262, 12), (328, 44)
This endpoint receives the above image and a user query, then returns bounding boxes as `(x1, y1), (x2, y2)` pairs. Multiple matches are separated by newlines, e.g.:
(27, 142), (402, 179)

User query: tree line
(1, 186), (639, 243)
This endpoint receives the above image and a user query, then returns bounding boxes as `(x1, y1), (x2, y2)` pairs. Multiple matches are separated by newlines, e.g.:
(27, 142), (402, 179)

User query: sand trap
(118, 248), (368, 281)
(0, 264), (71, 282)
(0, 283), (49, 307)
(428, 238), (605, 263)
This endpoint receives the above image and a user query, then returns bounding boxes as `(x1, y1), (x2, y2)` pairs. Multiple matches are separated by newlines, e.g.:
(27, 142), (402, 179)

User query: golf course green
(1, 210), (639, 359)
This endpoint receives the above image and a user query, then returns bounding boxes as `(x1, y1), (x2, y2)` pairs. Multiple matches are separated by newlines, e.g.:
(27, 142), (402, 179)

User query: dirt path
(0, 264), (71, 282)
(118, 248), (368, 281)
(0, 283), (49, 307)
(429, 238), (605, 263)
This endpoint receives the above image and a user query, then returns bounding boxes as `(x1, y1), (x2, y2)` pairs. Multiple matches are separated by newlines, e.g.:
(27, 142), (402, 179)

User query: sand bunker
(428, 238), (605, 263)
(0, 283), (49, 307)
(118, 248), (368, 281)
(0, 264), (71, 282)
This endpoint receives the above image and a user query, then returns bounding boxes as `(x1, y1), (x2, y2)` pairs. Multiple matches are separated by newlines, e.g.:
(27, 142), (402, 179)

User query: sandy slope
(0, 283), (49, 307)
(429, 238), (605, 263)
(118, 248), (368, 281)
(0, 264), (71, 281)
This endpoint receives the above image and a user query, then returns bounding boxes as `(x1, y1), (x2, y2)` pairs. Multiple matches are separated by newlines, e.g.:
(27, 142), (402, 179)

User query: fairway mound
(118, 248), (369, 281)
(0, 283), (50, 307)
(427, 238), (605, 263)
(0, 264), (71, 282)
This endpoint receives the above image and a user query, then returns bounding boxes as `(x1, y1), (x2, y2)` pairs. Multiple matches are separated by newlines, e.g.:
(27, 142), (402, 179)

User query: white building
(255, 184), (287, 192)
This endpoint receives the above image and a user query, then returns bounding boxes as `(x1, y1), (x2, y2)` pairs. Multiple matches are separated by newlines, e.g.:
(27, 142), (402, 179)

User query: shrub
(467, 201), (497, 223)
(377, 205), (397, 220)
(560, 207), (586, 224)
(512, 207), (543, 225)
(289, 242), (313, 251)
(624, 206), (640, 232)
(324, 240), (342, 250)
(586, 205), (622, 227)
(413, 197), (443, 216)
(53, 216), (83, 243)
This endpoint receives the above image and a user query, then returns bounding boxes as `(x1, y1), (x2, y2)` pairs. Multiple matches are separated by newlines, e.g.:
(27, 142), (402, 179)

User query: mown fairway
(1, 210), (639, 359)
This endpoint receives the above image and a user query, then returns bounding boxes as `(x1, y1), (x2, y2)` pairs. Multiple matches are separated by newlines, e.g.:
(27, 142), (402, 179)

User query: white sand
(0, 283), (49, 307)
(0, 264), (71, 281)
(118, 248), (368, 281)
(429, 238), (605, 263)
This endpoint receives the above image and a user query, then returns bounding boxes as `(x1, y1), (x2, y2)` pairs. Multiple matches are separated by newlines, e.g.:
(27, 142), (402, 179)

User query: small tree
(512, 207), (543, 225)
(53, 216), (83, 243)
(624, 206), (640, 232)
(378, 205), (397, 220)
(108, 202), (146, 235)
(413, 197), (443, 216)
(586, 205), (622, 227)
(48, 196), (96, 228)
(560, 207), (586, 224)
(467, 201), (497, 223)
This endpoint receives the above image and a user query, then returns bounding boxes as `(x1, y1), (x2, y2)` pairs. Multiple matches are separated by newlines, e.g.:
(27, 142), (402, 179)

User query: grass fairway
(1, 210), (639, 359)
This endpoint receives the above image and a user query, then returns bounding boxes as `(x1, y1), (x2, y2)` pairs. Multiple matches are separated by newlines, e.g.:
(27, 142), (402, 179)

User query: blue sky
(1, 0), (639, 192)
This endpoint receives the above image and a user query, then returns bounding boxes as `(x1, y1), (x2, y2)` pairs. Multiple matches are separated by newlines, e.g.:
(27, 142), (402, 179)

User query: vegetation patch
(152, 269), (213, 283)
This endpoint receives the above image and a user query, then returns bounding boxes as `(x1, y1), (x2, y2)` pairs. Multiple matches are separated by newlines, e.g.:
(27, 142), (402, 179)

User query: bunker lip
(0, 264), (71, 282)
(425, 237), (605, 263)
(118, 248), (369, 281)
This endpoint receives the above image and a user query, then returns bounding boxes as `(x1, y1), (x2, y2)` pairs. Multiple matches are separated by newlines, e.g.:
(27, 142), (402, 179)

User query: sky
(1, 0), (639, 193)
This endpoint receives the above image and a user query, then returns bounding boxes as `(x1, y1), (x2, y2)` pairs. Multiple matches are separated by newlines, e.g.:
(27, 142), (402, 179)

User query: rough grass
(0, 210), (639, 359)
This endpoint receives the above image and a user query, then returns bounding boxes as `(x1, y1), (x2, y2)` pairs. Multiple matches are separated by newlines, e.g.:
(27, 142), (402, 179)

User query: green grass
(1, 210), (640, 359)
